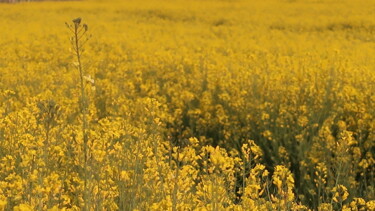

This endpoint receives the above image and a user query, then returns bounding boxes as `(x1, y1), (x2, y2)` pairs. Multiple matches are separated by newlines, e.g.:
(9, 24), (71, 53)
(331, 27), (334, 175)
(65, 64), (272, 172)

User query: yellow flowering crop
(0, 0), (374, 210)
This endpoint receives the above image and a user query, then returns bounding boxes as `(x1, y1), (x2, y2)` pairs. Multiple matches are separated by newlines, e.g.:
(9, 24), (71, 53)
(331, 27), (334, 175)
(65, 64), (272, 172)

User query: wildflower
(297, 116), (309, 127)
(332, 185), (349, 203)
(366, 200), (375, 210)
(347, 198), (366, 210)
(318, 203), (332, 211)
(272, 165), (295, 203)
(0, 200), (7, 211)
(13, 204), (33, 211)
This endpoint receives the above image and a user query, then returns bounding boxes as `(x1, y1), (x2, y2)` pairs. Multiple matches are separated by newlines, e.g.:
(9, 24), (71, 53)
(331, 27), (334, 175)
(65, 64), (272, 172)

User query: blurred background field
(0, 0), (374, 210)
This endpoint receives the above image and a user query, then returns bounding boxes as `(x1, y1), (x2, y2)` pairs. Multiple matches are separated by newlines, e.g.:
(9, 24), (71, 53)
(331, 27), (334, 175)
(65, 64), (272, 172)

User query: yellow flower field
(0, 0), (374, 210)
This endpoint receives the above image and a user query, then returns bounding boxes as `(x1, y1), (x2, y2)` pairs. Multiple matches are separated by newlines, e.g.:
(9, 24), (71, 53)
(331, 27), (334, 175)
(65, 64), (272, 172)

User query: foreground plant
(66, 17), (91, 211)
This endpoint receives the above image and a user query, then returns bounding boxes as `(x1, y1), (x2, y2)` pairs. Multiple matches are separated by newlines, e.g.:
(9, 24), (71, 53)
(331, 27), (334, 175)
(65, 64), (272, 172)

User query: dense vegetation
(0, 0), (374, 210)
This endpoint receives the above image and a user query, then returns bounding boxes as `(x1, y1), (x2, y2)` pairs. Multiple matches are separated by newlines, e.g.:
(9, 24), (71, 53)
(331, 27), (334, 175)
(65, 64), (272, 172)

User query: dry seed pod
(73, 17), (81, 25)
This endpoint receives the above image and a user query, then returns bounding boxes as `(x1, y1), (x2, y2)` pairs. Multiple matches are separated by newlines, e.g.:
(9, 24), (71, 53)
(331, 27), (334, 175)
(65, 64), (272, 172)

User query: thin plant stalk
(67, 17), (90, 211)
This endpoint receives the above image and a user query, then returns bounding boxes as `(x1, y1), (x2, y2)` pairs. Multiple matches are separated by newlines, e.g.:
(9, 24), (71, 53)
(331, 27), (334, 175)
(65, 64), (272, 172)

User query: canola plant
(0, 0), (374, 210)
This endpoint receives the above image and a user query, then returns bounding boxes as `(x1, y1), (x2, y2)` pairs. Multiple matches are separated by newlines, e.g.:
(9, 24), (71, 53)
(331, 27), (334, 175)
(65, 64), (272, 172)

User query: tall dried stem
(66, 17), (91, 211)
